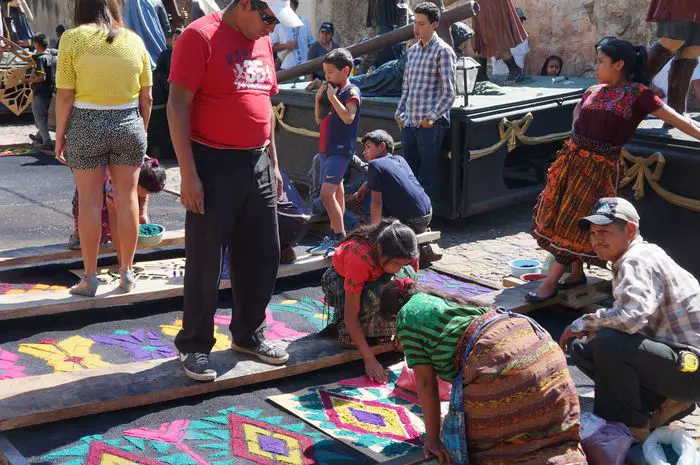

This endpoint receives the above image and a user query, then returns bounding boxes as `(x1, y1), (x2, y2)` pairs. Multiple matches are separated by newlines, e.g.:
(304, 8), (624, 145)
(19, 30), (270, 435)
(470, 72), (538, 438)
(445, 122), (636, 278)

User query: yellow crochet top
(56, 25), (153, 107)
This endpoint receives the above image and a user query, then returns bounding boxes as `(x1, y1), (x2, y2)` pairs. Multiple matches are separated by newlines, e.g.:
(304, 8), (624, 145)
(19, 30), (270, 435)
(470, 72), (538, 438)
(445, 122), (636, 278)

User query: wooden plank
(0, 253), (331, 321)
(381, 452), (435, 465)
(0, 435), (28, 465)
(0, 229), (185, 271)
(471, 277), (610, 314)
(0, 339), (394, 431)
(429, 263), (501, 290)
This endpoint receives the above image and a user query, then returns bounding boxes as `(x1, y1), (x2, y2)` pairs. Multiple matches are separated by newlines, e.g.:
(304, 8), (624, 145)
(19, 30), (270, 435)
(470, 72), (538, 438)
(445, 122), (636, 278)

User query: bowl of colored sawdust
(138, 223), (165, 246)
(509, 259), (543, 278)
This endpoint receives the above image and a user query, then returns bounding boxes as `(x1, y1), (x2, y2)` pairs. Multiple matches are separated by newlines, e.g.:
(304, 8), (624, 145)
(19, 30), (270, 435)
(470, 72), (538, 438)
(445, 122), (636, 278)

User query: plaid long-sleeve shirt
(395, 34), (456, 127)
(571, 237), (700, 354)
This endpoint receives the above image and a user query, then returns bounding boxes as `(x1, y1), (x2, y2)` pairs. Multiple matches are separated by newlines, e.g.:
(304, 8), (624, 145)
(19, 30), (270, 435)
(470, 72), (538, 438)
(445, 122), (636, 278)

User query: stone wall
(25, 0), (73, 47)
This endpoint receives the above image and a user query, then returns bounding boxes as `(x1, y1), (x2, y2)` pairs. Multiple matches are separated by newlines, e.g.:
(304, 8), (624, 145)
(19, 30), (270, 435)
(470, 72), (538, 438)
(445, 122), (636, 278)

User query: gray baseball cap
(578, 197), (640, 231)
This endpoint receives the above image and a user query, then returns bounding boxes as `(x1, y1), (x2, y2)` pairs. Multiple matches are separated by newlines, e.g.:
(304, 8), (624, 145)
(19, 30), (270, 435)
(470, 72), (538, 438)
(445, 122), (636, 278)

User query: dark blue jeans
(400, 120), (448, 200)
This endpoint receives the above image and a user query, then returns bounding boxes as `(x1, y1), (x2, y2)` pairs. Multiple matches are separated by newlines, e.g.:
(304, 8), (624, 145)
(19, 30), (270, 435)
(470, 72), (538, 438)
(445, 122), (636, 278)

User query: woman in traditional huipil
(527, 39), (700, 303)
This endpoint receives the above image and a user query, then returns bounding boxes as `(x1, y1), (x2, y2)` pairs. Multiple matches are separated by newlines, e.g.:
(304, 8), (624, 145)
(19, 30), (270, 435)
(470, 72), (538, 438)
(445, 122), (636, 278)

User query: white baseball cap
(578, 197), (640, 231)
(263, 0), (303, 28)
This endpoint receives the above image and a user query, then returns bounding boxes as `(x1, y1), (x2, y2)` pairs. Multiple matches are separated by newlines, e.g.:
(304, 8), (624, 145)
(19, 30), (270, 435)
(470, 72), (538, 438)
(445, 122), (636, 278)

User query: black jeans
(175, 143), (280, 354)
(569, 329), (700, 427)
(400, 209), (432, 234)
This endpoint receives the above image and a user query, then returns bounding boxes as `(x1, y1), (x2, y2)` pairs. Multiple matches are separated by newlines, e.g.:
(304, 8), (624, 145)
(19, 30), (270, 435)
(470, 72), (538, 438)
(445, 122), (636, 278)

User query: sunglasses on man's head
(251, 0), (280, 25)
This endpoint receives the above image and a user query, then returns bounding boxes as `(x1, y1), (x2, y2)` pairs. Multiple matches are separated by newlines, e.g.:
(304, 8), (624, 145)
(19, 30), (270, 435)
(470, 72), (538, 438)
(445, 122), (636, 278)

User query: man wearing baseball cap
(559, 197), (700, 442)
(168, 0), (301, 382)
(307, 22), (339, 81)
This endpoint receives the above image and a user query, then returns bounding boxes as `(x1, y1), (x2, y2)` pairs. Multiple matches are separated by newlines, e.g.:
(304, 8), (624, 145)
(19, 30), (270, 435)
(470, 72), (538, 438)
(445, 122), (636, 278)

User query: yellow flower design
(19, 335), (110, 372)
(160, 319), (231, 351)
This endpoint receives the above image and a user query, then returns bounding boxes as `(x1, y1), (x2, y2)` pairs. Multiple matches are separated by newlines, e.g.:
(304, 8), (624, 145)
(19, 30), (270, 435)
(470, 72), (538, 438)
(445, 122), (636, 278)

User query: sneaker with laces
(310, 236), (338, 256)
(231, 339), (289, 365)
(178, 351), (217, 381)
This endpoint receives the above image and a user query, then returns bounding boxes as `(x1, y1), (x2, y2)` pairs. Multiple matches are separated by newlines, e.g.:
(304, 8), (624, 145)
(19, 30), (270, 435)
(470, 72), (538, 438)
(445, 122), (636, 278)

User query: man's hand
(273, 166), (283, 199)
(139, 214), (150, 225)
(559, 324), (587, 353)
(395, 116), (405, 129)
(316, 81), (328, 101)
(284, 40), (298, 51)
(419, 118), (434, 128)
(180, 172), (205, 214)
(306, 78), (323, 91)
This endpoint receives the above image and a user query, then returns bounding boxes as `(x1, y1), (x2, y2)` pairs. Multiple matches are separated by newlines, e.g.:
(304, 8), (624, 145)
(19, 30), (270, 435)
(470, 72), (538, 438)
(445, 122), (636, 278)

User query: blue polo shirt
(319, 83), (361, 158)
(367, 154), (432, 219)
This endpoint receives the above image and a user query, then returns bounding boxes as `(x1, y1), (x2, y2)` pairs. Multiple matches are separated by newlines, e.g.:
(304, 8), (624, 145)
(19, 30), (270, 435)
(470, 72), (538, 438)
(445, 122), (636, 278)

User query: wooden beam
(0, 229), (185, 271)
(0, 339), (394, 431)
(470, 277), (610, 314)
(0, 435), (28, 465)
(381, 452), (437, 465)
(0, 231), (440, 321)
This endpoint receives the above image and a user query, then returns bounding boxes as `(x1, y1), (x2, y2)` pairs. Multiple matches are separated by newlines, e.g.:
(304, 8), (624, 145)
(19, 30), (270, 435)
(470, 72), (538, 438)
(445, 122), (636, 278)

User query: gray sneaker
(231, 339), (289, 365)
(177, 351), (217, 381)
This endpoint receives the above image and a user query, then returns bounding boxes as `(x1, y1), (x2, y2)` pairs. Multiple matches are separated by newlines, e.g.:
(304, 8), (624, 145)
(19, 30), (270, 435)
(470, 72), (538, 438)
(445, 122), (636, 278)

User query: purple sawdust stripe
(349, 407), (386, 427)
(258, 435), (289, 455)
(418, 270), (492, 298)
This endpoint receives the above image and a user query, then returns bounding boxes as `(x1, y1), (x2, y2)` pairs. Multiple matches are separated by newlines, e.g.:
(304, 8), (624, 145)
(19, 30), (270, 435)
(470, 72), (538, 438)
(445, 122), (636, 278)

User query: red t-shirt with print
(169, 12), (278, 149)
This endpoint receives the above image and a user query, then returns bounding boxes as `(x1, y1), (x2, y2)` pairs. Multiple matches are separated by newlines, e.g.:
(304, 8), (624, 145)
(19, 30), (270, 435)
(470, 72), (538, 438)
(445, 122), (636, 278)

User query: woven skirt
(321, 265), (416, 346)
(532, 138), (622, 265)
(471, 0), (528, 58)
(457, 314), (587, 465)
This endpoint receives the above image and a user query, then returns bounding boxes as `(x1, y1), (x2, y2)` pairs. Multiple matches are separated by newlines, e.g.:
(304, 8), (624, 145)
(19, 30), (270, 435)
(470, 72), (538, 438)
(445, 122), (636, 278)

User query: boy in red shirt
(310, 48), (362, 257)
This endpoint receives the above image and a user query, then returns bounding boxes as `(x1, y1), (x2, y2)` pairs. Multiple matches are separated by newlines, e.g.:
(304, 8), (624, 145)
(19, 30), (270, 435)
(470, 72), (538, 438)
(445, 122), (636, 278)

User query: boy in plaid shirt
(395, 2), (456, 201)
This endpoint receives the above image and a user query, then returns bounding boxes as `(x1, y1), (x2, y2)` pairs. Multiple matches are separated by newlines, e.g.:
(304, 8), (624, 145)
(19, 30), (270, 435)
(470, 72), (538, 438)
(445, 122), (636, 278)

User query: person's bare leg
(531, 261), (568, 298)
(108, 164), (140, 270)
(74, 168), (108, 275)
(560, 260), (585, 285)
(106, 201), (122, 266)
(321, 182), (344, 235)
(335, 182), (345, 227)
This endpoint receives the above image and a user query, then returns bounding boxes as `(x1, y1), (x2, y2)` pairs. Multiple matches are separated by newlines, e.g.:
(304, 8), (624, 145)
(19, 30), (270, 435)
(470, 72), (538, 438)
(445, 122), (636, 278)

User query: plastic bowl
(138, 223), (165, 246)
(521, 273), (547, 282)
(509, 259), (543, 278)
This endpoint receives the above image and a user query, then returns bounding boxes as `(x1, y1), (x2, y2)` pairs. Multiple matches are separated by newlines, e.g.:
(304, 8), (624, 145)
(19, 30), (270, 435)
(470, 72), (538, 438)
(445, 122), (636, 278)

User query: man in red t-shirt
(167, 0), (302, 382)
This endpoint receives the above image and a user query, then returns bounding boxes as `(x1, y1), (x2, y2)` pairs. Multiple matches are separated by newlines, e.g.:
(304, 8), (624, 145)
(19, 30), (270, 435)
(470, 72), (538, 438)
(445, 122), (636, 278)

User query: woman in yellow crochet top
(55, 0), (153, 297)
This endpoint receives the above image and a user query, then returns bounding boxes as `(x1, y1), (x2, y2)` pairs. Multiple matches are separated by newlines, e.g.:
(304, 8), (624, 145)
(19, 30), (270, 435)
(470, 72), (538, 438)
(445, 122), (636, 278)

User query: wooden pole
(276, 1), (480, 82)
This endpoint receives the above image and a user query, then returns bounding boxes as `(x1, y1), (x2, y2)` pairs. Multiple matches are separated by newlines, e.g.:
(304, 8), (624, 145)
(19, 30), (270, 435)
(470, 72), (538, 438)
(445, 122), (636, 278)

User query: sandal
(557, 276), (588, 290)
(524, 289), (559, 304)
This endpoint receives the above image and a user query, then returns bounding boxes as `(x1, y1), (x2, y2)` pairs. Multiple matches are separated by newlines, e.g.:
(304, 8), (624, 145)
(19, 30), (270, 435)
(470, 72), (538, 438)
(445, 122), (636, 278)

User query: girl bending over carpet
(380, 279), (586, 465)
(322, 219), (418, 383)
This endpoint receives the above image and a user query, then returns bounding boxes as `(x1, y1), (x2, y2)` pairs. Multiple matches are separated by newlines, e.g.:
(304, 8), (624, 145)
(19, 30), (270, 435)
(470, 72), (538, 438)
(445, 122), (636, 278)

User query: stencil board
(269, 363), (447, 462)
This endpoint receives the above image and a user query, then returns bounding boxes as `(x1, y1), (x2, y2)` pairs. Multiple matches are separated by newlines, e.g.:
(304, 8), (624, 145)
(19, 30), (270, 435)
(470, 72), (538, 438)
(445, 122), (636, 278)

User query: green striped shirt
(396, 293), (488, 381)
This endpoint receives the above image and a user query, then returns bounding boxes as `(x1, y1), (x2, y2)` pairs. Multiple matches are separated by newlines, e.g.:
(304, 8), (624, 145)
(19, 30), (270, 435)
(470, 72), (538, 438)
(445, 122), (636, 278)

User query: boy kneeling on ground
(348, 130), (433, 233)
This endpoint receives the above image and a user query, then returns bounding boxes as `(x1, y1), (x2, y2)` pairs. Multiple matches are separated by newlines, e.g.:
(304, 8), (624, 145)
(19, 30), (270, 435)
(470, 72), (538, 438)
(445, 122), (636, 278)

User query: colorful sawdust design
(269, 364), (438, 461)
(0, 282), (68, 295)
(418, 269), (492, 299)
(0, 147), (41, 157)
(0, 349), (26, 380)
(215, 310), (310, 342)
(41, 406), (356, 465)
(268, 299), (328, 331)
(18, 336), (110, 372)
(161, 319), (231, 351)
(92, 329), (177, 361)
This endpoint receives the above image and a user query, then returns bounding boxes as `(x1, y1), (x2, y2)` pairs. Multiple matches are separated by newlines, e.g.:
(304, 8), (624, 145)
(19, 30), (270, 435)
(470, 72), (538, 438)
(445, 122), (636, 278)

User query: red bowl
(521, 273), (547, 282)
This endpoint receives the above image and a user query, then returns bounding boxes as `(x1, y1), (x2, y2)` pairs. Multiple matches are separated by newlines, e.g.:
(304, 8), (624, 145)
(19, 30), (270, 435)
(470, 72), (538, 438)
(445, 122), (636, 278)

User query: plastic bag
(643, 426), (699, 465)
(580, 413), (634, 465)
(395, 363), (452, 401)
